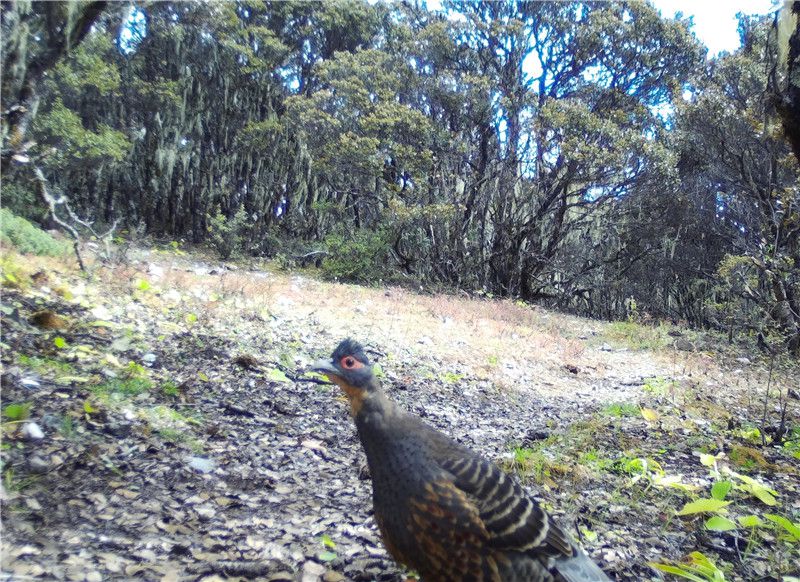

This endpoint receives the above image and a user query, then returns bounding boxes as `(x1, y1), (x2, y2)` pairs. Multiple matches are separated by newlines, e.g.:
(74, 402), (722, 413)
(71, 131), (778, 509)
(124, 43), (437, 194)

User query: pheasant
(311, 338), (612, 582)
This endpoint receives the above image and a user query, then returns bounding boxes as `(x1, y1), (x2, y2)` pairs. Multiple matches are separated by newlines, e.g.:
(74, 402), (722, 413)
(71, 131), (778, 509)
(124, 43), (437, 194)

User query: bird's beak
(310, 358), (339, 378)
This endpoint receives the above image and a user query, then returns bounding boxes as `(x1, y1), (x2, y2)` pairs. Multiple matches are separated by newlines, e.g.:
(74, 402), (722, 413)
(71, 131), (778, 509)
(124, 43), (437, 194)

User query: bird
(311, 338), (612, 582)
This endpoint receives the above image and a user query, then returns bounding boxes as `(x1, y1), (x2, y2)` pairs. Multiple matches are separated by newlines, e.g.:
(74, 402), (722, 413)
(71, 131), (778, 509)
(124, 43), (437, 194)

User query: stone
(187, 456), (216, 473)
(22, 422), (44, 441)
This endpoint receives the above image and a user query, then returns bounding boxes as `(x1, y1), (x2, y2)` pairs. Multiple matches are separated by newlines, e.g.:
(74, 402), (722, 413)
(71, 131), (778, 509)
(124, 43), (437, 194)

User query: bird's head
(311, 338), (377, 415)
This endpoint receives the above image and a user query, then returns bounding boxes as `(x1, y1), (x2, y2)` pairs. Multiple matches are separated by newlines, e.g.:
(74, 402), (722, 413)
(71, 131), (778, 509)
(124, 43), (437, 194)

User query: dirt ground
(1, 247), (798, 581)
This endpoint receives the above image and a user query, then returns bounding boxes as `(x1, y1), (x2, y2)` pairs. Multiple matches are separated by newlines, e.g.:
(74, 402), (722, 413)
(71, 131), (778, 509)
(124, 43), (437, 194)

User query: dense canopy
(1, 0), (799, 353)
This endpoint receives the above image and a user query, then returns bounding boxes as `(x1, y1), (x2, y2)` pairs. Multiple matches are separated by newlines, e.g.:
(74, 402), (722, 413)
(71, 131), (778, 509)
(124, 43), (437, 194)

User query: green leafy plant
(321, 227), (391, 283)
(318, 533), (337, 562)
(206, 204), (249, 260)
(650, 551), (726, 581)
(162, 382), (179, 397)
(267, 368), (291, 383)
(2, 402), (32, 422)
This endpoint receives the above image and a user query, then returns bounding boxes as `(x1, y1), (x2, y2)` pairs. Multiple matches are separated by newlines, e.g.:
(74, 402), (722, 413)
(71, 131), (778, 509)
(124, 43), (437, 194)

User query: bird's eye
(340, 356), (363, 370)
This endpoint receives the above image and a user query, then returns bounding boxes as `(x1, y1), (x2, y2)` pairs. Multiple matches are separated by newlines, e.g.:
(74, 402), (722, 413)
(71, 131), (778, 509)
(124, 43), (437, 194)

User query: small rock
(267, 574), (294, 582)
(735, 357), (751, 365)
(142, 353), (157, 364)
(522, 429), (550, 446)
(674, 338), (695, 351)
(86, 572), (103, 582)
(322, 572), (345, 582)
(187, 456), (216, 473)
(599, 343), (614, 352)
(298, 561), (326, 582)
(20, 375), (41, 389)
(26, 458), (54, 480)
(147, 263), (164, 277)
(195, 505), (216, 520)
(25, 497), (42, 510)
(22, 422), (45, 441)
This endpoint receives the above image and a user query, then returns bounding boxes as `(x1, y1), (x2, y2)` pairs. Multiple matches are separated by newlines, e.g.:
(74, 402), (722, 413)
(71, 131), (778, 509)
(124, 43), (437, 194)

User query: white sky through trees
(424, 0), (778, 56)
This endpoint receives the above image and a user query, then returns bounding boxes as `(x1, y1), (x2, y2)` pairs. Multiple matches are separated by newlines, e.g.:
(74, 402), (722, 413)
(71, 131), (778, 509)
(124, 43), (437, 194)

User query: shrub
(206, 204), (249, 260)
(321, 227), (391, 283)
(0, 209), (68, 256)
(1, 181), (46, 222)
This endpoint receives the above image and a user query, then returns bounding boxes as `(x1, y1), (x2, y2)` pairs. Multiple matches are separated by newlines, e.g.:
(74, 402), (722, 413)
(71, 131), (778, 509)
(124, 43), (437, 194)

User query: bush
(0, 181), (46, 222)
(0, 208), (68, 256)
(321, 227), (391, 283)
(206, 204), (249, 260)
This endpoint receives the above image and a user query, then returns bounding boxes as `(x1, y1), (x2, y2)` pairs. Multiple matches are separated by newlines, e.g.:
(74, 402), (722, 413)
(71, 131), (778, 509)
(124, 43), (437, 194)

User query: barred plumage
(312, 339), (612, 582)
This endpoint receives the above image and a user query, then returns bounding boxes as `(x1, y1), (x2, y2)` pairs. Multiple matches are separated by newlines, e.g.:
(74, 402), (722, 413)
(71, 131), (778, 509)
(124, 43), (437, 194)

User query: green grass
(504, 445), (560, 484)
(602, 402), (640, 417)
(603, 321), (671, 351)
(642, 376), (677, 395)
(18, 355), (76, 376)
(440, 371), (465, 384)
(162, 381), (179, 397)
(91, 377), (152, 397)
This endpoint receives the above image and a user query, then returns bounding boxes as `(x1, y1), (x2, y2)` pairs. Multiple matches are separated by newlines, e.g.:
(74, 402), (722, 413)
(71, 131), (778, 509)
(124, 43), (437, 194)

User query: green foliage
(602, 402), (640, 418)
(321, 227), (391, 283)
(2, 402), (32, 422)
(206, 205), (250, 260)
(765, 514), (800, 542)
(0, 182), (45, 222)
(0, 209), (69, 256)
(642, 376), (678, 396)
(676, 498), (732, 516)
(91, 377), (152, 397)
(34, 98), (130, 167)
(162, 382), (179, 397)
(710, 481), (732, 501)
(17, 355), (75, 376)
(504, 446), (559, 484)
(650, 551), (727, 581)
(123, 361), (148, 379)
(53, 34), (122, 95)
(440, 371), (464, 384)
(318, 534), (337, 561)
(267, 368), (291, 383)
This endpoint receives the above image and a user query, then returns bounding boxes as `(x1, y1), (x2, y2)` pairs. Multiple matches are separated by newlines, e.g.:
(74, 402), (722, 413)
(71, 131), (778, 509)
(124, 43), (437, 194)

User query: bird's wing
(433, 442), (574, 558)
(404, 478), (505, 580)
(439, 451), (614, 582)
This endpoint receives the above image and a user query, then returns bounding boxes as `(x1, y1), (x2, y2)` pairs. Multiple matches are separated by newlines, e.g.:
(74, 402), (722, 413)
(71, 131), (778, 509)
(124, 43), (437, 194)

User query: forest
(1, 0), (798, 353)
(1, 2), (800, 582)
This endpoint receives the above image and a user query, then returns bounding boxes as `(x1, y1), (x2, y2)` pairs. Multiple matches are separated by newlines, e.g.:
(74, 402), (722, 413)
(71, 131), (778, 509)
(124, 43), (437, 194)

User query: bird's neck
(353, 385), (399, 433)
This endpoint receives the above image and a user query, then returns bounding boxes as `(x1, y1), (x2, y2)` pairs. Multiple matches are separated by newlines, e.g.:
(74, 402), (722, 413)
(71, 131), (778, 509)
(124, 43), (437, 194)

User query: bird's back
(355, 404), (610, 582)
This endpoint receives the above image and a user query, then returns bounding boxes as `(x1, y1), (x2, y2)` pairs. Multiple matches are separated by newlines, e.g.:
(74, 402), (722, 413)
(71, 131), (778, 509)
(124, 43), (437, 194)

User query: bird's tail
(554, 548), (612, 582)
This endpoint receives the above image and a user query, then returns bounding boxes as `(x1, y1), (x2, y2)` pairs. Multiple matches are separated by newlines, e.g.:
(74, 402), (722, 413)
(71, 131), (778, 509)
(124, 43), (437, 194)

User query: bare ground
(1, 247), (798, 581)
